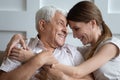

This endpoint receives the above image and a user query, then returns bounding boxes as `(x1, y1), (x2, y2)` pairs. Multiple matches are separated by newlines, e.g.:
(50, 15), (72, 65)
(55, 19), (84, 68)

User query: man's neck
(38, 34), (55, 52)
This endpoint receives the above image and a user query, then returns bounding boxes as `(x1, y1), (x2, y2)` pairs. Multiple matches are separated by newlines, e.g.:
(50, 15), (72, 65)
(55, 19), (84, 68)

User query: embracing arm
(53, 43), (118, 78)
(62, 74), (93, 80)
(0, 50), (56, 80)
(0, 55), (43, 80)
(35, 66), (93, 80)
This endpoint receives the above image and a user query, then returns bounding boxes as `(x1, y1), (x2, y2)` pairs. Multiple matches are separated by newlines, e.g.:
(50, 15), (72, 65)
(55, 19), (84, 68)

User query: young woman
(52, 1), (120, 80)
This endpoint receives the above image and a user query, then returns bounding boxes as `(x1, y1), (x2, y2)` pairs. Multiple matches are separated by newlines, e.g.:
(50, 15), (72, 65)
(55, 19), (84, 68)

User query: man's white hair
(35, 6), (67, 32)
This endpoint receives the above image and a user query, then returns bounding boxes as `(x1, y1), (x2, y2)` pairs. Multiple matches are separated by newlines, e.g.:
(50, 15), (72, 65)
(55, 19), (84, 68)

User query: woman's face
(68, 20), (94, 45)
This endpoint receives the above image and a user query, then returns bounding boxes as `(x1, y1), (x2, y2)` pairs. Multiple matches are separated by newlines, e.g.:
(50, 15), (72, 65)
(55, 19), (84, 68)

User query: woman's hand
(35, 65), (64, 80)
(5, 34), (27, 57)
(9, 47), (34, 63)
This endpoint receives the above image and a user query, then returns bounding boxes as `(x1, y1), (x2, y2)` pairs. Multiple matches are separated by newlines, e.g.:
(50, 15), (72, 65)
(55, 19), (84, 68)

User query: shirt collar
(34, 35), (66, 50)
(34, 35), (46, 50)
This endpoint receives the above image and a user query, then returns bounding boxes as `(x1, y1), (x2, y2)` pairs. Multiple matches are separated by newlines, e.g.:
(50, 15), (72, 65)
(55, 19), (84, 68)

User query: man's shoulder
(62, 43), (77, 49)
(61, 43), (80, 54)
(63, 44), (84, 64)
(26, 36), (40, 49)
(26, 36), (39, 44)
(27, 37), (36, 42)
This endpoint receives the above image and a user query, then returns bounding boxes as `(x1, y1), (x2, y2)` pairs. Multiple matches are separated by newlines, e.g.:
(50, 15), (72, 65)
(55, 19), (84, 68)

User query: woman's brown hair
(67, 1), (112, 60)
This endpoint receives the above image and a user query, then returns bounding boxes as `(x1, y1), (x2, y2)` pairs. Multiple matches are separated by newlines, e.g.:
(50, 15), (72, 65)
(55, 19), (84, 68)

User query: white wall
(40, 0), (85, 12)
(0, 0), (39, 51)
(3, 0), (120, 51)
(95, 0), (120, 35)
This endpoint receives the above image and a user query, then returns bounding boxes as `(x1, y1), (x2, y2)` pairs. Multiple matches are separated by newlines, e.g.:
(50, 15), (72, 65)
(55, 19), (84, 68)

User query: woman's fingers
(5, 34), (27, 57)
(20, 38), (27, 49)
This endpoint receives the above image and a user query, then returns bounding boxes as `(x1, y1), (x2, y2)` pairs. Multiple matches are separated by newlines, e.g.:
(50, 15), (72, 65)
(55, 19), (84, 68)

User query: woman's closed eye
(73, 27), (79, 31)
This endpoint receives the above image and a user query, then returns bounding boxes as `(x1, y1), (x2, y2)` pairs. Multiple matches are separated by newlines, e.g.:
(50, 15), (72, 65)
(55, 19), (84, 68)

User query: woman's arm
(35, 66), (93, 80)
(53, 43), (118, 78)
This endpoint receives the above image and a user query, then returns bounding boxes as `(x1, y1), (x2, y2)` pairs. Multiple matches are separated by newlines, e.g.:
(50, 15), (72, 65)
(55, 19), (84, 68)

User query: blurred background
(0, 0), (120, 51)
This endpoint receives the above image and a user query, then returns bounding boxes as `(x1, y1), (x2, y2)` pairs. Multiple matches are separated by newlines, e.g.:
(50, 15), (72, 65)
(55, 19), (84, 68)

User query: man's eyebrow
(58, 19), (64, 22)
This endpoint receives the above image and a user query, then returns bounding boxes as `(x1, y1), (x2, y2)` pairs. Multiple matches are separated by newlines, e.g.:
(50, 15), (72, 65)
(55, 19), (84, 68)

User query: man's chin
(57, 43), (65, 47)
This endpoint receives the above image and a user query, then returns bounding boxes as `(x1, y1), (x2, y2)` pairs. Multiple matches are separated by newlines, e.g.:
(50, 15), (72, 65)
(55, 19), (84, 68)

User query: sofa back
(0, 51), (4, 65)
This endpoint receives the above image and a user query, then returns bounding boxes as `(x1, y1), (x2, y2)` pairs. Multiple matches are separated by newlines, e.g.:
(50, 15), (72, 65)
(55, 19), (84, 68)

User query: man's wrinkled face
(43, 12), (68, 48)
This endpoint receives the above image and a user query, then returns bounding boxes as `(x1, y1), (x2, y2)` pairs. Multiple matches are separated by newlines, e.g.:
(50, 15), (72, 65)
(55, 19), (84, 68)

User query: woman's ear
(38, 19), (46, 31)
(90, 20), (97, 29)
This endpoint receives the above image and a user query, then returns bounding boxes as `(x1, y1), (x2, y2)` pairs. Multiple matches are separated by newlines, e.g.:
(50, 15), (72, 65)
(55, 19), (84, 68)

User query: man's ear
(38, 19), (46, 31)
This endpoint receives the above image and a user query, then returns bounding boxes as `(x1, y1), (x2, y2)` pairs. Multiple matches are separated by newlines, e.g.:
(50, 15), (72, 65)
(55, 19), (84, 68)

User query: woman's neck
(91, 26), (102, 46)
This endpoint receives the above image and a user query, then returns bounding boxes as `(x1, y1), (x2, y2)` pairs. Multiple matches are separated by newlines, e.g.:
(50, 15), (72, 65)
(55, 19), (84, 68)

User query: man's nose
(63, 27), (68, 34)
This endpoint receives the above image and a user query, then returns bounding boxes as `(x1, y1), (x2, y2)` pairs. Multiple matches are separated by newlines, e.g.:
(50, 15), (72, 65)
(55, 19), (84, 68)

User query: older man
(0, 6), (93, 80)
